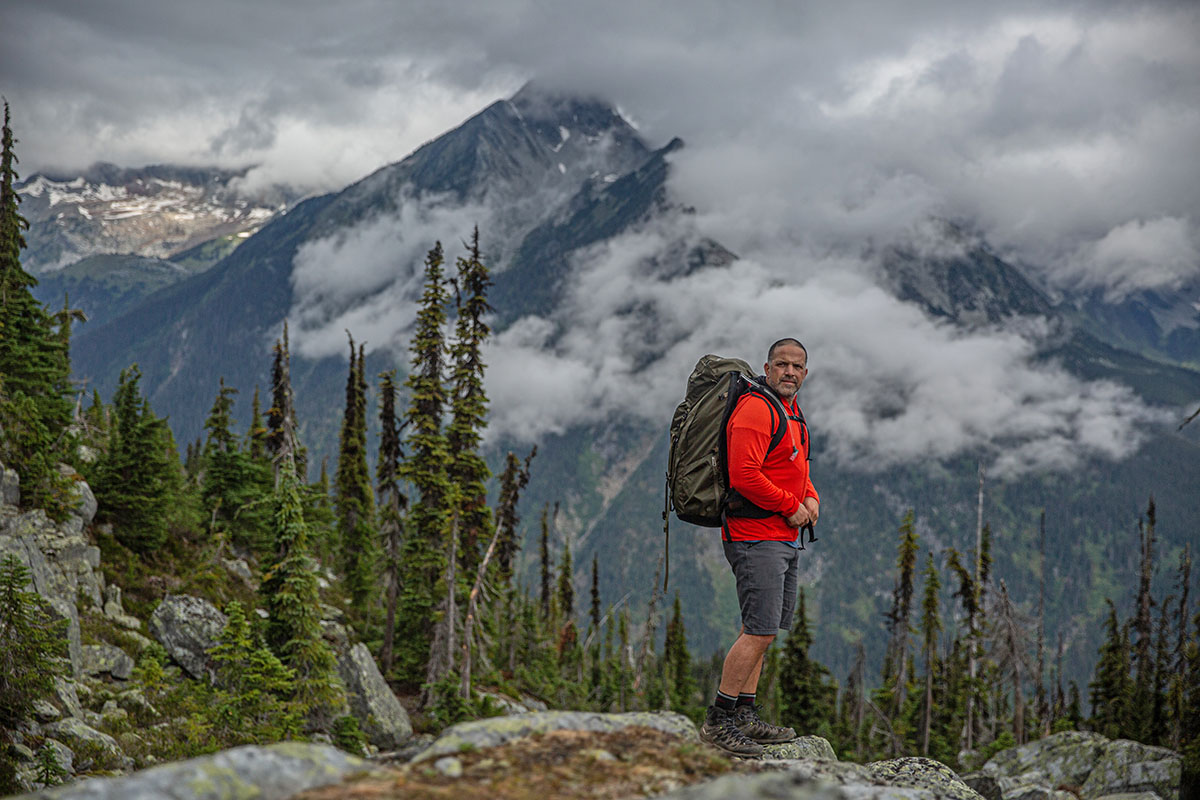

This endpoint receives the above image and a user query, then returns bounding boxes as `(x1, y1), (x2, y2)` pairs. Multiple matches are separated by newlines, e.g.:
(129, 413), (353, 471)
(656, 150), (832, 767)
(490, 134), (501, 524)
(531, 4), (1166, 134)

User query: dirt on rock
(298, 726), (737, 800)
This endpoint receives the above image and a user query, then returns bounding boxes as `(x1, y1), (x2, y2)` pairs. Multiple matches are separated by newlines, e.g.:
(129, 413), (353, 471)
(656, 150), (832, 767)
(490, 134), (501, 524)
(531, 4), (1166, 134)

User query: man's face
(764, 343), (808, 400)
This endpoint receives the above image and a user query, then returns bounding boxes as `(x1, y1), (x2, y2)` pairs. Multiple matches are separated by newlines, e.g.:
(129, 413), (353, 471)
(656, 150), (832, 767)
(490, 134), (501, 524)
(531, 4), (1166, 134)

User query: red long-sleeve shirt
(723, 391), (818, 541)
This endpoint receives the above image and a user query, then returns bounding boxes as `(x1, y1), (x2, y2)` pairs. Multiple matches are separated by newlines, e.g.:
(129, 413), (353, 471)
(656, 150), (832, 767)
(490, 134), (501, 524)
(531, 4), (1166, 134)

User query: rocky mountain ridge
(16, 163), (295, 273)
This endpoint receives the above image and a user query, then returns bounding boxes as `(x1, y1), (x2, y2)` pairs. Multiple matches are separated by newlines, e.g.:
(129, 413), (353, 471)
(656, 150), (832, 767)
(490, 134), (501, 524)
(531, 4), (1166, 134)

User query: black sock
(714, 691), (737, 711)
(737, 692), (756, 708)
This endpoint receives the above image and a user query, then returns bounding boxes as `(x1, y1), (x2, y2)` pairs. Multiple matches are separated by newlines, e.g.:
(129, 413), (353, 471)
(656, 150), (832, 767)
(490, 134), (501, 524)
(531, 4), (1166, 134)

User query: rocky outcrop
(412, 709), (699, 763)
(335, 642), (412, 749)
(980, 732), (1181, 800)
(41, 718), (129, 772)
(148, 594), (227, 680)
(14, 741), (380, 800)
(80, 643), (135, 680)
(869, 757), (984, 800)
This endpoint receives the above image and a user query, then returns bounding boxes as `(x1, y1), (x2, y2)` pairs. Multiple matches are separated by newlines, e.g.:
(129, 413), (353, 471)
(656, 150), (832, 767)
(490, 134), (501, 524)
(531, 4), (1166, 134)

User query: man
(699, 338), (819, 757)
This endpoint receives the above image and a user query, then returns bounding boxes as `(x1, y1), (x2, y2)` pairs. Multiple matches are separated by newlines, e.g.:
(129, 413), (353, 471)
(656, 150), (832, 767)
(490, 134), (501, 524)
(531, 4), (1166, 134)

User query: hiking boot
(732, 704), (796, 743)
(699, 705), (764, 757)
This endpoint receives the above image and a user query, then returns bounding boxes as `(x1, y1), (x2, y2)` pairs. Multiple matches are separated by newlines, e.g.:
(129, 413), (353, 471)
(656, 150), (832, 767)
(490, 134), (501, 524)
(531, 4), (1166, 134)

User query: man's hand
(803, 497), (820, 527)
(785, 504), (812, 529)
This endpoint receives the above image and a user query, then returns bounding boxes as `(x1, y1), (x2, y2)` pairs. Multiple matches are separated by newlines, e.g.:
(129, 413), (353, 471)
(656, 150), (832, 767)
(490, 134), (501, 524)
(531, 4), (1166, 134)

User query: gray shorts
(722, 540), (800, 635)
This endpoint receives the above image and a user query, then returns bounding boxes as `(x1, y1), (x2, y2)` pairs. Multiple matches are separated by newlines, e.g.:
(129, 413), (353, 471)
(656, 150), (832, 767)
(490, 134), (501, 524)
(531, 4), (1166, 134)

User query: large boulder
(335, 642), (412, 749)
(0, 507), (104, 611)
(869, 757), (984, 800)
(1079, 740), (1180, 799)
(80, 643), (135, 680)
(981, 731), (1109, 790)
(41, 718), (128, 772)
(148, 595), (227, 680)
(762, 736), (837, 761)
(412, 710), (698, 763)
(0, 534), (83, 676)
(13, 741), (381, 800)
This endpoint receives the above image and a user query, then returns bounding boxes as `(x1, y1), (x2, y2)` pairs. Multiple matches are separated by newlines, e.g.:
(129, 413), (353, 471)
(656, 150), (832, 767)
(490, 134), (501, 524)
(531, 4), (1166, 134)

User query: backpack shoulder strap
(742, 380), (789, 457)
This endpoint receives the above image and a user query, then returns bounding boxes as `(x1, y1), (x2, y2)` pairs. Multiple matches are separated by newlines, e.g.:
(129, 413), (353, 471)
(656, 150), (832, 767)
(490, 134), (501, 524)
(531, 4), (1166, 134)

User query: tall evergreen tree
(447, 227), (493, 582)
(663, 592), (696, 715)
(0, 102), (72, 513)
(91, 365), (173, 553)
(396, 242), (453, 685)
(260, 453), (346, 726)
(375, 370), (406, 675)
(334, 335), (377, 621)
(590, 555), (602, 634)
(539, 503), (554, 620)
(878, 510), (919, 731)
(918, 552), (942, 755)
(1131, 498), (1157, 740)
(1172, 545), (1192, 749)
(1089, 599), (1131, 739)
(266, 322), (305, 482)
(779, 588), (837, 738)
(246, 387), (267, 462)
(200, 379), (272, 552)
(493, 448), (534, 586)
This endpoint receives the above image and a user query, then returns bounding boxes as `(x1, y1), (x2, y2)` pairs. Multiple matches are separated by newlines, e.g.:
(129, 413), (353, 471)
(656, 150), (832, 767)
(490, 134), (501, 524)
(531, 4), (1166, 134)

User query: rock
(41, 739), (75, 775)
(0, 507), (104, 614)
(1, 462), (18, 505)
(32, 698), (62, 723)
(41, 718), (128, 772)
(52, 678), (84, 720)
(81, 644), (135, 680)
(147, 595), (227, 680)
(13, 741), (384, 800)
(102, 585), (142, 631)
(762, 736), (837, 761)
(45, 597), (82, 678)
(336, 642), (412, 749)
(413, 710), (698, 763)
(476, 688), (549, 715)
(114, 689), (157, 719)
(12, 743), (36, 763)
(1080, 740), (1180, 800)
(434, 756), (464, 777)
(320, 618), (351, 650)
(962, 772), (1004, 800)
(220, 557), (254, 587)
(981, 731), (1109, 790)
(868, 757), (984, 800)
(57, 467), (97, 525)
(1093, 793), (1162, 800)
(660, 759), (969, 799)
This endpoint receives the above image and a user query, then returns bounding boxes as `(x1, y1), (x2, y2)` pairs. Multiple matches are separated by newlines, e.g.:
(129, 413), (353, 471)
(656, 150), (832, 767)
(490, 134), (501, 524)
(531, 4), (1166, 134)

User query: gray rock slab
(981, 731), (1109, 788)
(52, 678), (84, 720)
(41, 718), (127, 772)
(148, 595), (227, 680)
(763, 736), (838, 761)
(336, 641), (412, 749)
(1080, 740), (1179, 800)
(1, 463), (18, 505)
(961, 772), (1002, 800)
(869, 757), (983, 800)
(41, 738), (75, 776)
(14, 741), (382, 800)
(412, 710), (698, 763)
(58, 468), (97, 525)
(80, 644), (134, 680)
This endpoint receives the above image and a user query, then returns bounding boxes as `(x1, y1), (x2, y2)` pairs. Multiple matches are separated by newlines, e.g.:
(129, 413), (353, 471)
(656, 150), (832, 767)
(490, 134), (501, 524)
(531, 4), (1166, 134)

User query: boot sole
(699, 730), (764, 758)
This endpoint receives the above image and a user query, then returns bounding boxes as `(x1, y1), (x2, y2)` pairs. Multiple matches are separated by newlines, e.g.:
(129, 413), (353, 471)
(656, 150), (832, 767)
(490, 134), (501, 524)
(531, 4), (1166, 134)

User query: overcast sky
(3, 0), (1197, 472)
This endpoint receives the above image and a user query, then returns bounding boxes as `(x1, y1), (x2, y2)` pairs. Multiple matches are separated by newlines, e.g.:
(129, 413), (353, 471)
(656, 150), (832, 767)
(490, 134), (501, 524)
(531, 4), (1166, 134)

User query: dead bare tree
(988, 579), (1035, 744)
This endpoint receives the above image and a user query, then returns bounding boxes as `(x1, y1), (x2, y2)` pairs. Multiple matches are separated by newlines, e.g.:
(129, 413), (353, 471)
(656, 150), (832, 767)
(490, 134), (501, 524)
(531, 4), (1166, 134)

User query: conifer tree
(396, 242), (453, 685)
(334, 335), (377, 621)
(1131, 498), (1157, 740)
(1089, 599), (1131, 739)
(1172, 545), (1192, 749)
(91, 365), (173, 553)
(266, 322), (305, 481)
(990, 580), (1033, 744)
(918, 552), (942, 755)
(447, 227), (493, 582)
(557, 540), (574, 621)
(590, 555), (602, 633)
(878, 510), (919, 730)
(0, 102), (72, 513)
(376, 370), (407, 675)
(493, 448), (534, 585)
(663, 592), (696, 715)
(247, 387), (267, 462)
(208, 600), (299, 743)
(200, 379), (272, 552)
(260, 452), (346, 726)
(779, 588), (837, 738)
(539, 503), (553, 619)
